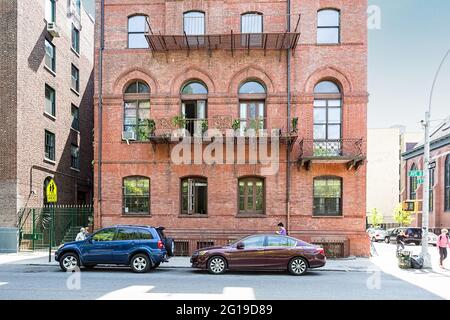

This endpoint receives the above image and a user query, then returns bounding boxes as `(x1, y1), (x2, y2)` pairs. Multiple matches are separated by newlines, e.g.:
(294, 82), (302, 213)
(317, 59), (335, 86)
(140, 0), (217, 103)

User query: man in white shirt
(75, 227), (86, 241)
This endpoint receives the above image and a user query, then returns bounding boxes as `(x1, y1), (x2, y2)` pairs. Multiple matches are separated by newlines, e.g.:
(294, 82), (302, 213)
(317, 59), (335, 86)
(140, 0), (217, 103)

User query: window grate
(197, 241), (214, 250)
(174, 240), (189, 256)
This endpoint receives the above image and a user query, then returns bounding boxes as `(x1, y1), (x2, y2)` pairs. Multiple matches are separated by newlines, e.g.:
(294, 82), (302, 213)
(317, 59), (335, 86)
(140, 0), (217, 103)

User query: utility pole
(421, 111), (431, 268)
(421, 48), (450, 268)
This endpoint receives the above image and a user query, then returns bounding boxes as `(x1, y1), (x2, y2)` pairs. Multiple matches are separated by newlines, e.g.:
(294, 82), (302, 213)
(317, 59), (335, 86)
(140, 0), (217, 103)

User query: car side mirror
(236, 242), (245, 250)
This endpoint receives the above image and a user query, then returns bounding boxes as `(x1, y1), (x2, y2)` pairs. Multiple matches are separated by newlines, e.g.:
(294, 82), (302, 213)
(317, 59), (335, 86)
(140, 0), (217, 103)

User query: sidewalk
(0, 252), (373, 272)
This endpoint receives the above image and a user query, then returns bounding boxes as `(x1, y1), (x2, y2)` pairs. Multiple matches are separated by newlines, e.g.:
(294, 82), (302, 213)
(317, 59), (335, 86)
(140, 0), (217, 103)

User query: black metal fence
(18, 205), (93, 251)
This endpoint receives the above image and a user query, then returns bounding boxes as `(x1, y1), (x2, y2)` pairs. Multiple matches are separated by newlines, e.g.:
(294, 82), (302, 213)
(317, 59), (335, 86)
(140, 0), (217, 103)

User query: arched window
(314, 81), (340, 94)
(317, 9), (340, 44)
(123, 176), (150, 214)
(241, 12), (263, 46)
(313, 80), (342, 156)
(123, 81), (151, 141)
(238, 80), (266, 134)
(181, 177), (207, 215)
(238, 177), (265, 214)
(181, 81), (208, 136)
(128, 15), (149, 49)
(445, 155), (450, 211)
(409, 163), (418, 200)
(184, 11), (205, 35)
(313, 176), (342, 216)
(239, 81), (266, 94)
(43, 177), (53, 205)
(181, 81), (208, 94)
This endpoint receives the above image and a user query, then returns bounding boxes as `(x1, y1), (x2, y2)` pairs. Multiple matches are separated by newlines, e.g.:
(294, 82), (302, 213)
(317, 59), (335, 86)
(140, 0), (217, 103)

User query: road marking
(98, 285), (256, 300)
(0, 282), (8, 287)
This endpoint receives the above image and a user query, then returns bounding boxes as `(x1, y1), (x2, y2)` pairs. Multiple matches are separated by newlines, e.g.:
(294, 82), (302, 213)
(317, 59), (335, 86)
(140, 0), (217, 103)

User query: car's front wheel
(207, 256), (227, 274)
(371, 237), (377, 242)
(130, 254), (151, 273)
(59, 252), (80, 272)
(384, 237), (390, 244)
(288, 257), (308, 276)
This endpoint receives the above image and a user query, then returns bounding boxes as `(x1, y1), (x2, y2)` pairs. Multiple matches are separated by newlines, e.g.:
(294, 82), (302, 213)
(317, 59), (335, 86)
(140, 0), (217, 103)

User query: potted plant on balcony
(172, 115), (186, 129)
(200, 119), (208, 134)
(291, 117), (298, 133)
(231, 119), (241, 136)
(171, 115), (186, 138)
(137, 119), (156, 141)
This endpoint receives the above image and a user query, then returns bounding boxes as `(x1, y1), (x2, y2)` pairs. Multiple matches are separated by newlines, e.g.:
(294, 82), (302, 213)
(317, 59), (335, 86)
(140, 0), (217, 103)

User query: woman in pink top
(437, 229), (450, 268)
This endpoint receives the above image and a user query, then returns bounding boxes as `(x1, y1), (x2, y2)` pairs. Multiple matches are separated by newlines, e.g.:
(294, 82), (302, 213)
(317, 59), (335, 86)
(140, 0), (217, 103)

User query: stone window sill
(44, 158), (56, 165)
(178, 214), (208, 218)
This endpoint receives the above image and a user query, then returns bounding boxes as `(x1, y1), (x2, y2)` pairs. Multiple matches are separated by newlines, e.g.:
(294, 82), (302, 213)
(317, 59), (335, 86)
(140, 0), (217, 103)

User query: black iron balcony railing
(139, 116), (298, 145)
(297, 138), (365, 170)
(299, 139), (364, 158)
(144, 14), (301, 54)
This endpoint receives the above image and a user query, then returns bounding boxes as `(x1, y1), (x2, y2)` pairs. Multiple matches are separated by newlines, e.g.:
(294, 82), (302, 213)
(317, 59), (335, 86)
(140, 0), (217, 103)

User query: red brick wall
(0, 0), (95, 230)
(94, 0), (369, 256)
(402, 144), (450, 229)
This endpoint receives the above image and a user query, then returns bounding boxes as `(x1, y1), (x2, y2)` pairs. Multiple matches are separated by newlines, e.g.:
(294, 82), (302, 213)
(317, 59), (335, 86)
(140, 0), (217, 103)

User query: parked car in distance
(55, 225), (174, 273)
(385, 227), (422, 245)
(190, 234), (326, 276)
(384, 228), (398, 243)
(367, 228), (387, 242)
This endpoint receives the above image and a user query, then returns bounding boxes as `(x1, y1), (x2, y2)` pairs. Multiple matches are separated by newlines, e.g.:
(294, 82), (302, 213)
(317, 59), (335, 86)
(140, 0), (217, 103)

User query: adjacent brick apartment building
(94, 0), (369, 256)
(0, 0), (95, 252)
(402, 119), (450, 230)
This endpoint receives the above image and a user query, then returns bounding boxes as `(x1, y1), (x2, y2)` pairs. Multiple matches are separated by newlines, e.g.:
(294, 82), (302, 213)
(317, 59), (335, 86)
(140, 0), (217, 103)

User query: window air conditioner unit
(47, 22), (60, 37)
(122, 131), (137, 141)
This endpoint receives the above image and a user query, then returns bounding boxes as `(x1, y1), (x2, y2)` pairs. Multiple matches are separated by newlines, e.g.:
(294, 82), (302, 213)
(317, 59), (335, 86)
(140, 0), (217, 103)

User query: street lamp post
(421, 48), (450, 269)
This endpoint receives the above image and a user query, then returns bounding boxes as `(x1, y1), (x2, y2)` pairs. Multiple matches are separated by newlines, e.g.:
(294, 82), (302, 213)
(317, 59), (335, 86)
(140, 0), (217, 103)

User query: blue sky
(83, 0), (450, 131)
(368, 0), (450, 131)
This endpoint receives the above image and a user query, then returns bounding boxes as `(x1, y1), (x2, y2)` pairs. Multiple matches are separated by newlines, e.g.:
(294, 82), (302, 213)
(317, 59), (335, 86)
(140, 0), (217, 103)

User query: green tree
(393, 204), (414, 227)
(368, 208), (384, 228)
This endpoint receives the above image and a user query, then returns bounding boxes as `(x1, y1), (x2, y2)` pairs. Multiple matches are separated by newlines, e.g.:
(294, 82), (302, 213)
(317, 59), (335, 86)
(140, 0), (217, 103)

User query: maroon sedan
(190, 234), (326, 275)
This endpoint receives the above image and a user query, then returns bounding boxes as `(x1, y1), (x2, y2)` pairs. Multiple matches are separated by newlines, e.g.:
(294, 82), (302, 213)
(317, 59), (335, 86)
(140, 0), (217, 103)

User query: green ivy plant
(137, 119), (156, 141)
(231, 119), (241, 131)
(291, 117), (298, 133)
(200, 119), (208, 133)
(172, 115), (186, 129)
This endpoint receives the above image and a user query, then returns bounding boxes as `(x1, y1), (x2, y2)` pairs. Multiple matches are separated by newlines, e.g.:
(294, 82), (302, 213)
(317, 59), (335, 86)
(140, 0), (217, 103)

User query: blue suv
(55, 225), (174, 273)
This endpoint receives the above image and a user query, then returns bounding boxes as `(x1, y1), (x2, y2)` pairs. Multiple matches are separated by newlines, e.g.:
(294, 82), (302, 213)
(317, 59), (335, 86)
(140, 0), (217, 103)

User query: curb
(21, 263), (366, 272)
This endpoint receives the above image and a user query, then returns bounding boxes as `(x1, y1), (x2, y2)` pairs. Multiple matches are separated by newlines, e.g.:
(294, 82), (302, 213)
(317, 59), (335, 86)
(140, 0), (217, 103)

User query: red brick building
(0, 0), (94, 252)
(94, 0), (369, 256)
(401, 119), (450, 230)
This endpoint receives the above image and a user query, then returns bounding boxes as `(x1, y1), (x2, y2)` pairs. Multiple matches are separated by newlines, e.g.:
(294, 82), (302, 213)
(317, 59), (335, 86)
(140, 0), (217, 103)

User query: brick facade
(0, 1), (94, 234)
(402, 130), (450, 230)
(94, 0), (369, 256)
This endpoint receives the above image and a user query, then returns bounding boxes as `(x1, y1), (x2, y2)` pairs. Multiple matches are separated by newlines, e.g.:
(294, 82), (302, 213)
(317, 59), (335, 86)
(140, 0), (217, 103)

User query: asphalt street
(0, 261), (442, 300)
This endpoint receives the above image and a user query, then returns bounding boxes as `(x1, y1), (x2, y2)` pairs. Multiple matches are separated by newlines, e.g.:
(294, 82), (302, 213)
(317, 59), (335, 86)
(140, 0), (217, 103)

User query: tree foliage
(393, 204), (414, 227)
(368, 208), (384, 228)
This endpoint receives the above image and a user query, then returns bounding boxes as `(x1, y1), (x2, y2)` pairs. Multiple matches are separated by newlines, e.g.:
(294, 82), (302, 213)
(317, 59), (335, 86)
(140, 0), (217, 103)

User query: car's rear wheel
(130, 254), (151, 273)
(207, 256), (227, 274)
(384, 237), (390, 244)
(288, 257), (308, 276)
(59, 252), (80, 272)
(371, 237), (377, 242)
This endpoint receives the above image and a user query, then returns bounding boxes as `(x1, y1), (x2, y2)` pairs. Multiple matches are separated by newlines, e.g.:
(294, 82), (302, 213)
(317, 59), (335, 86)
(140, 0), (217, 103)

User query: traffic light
(403, 201), (416, 212)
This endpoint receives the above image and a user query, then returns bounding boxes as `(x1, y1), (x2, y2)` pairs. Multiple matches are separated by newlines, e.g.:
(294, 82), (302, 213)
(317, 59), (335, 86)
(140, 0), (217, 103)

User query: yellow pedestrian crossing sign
(46, 179), (58, 203)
